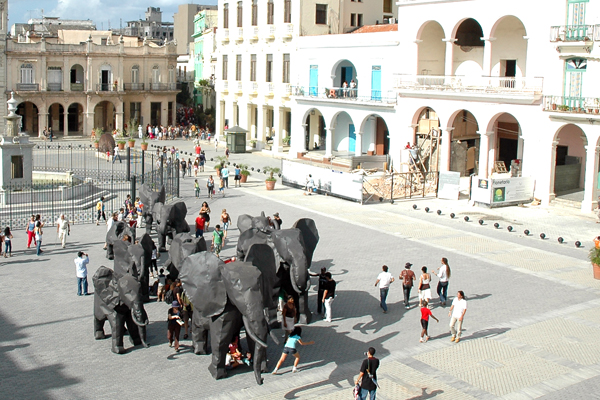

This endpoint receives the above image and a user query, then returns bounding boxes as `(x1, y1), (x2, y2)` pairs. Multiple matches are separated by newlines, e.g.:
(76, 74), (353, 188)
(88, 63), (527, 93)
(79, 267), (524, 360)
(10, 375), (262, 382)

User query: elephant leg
(111, 313), (126, 354)
(208, 305), (242, 380)
(145, 216), (153, 235)
(192, 311), (209, 355)
(140, 270), (150, 303)
(158, 234), (167, 252)
(125, 312), (142, 346)
(107, 244), (115, 260)
(94, 316), (107, 340)
(297, 291), (312, 325)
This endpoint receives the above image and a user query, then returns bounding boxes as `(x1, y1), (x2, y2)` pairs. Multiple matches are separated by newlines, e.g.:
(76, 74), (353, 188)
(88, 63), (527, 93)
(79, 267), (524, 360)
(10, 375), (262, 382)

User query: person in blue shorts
(272, 327), (314, 374)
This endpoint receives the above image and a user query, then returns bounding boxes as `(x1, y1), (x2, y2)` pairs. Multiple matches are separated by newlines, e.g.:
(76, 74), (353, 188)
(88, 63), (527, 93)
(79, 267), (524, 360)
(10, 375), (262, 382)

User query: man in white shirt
(374, 265), (394, 314)
(75, 251), (90, 296)
(56, 214), (70, 248)
(448, 291), (467, 343)
(112, 145), (122, 163)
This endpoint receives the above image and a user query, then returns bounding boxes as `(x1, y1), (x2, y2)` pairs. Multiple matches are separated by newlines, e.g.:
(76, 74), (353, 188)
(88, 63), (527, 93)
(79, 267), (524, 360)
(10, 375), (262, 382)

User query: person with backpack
(164, 283), (175, 304)
(355, 347), (379, 400)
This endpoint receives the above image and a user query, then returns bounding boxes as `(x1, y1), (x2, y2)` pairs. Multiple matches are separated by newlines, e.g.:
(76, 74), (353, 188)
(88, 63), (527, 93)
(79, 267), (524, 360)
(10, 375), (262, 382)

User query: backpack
(164, 289), (174, 304)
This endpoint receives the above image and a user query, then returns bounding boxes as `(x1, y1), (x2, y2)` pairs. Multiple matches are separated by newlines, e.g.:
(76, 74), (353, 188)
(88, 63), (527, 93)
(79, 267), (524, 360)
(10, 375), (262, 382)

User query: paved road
(2, 138), (600, 399)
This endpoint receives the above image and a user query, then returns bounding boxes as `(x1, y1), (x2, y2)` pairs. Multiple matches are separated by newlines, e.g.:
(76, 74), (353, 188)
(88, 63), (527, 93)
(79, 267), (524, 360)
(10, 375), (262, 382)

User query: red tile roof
(351, 24), (398, 34)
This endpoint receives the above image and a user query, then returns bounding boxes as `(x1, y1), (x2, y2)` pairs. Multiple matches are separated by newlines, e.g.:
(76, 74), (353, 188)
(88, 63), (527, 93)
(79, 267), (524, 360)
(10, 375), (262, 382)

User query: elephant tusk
(242, 315), (268, 348)
(269, 330), (280, 345)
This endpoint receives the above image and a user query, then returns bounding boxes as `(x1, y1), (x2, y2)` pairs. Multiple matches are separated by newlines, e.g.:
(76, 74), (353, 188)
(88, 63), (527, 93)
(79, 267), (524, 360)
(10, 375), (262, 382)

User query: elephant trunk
(242, 315), (268, 348)
(253, 340), (265, 385)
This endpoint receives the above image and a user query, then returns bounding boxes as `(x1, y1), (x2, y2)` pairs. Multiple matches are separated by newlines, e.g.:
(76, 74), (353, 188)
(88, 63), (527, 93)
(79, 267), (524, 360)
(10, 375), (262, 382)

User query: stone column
(63, 108), (68, 136)
(116, 102), (124, 132)
(481, 38), (495, 76)
(478, 131), (493, 178)
(355, 131), (362, 156)
(258, 105), (268, 142)
(442, 38), (456, 76)
(582, 145), (600, 212)
(38, 112), (48, 137)
(440, 127), (453, 172)
(325, 128), (334, 159)
(246, 104), (253, 140)
(272, 106), (283, 154)
(301, 123), (309, 152)
(548, 140), (559, 202)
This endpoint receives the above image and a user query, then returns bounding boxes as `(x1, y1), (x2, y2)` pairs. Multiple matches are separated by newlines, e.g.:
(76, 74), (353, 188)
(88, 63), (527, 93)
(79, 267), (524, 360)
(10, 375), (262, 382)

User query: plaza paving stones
(5, 144), (600, 399)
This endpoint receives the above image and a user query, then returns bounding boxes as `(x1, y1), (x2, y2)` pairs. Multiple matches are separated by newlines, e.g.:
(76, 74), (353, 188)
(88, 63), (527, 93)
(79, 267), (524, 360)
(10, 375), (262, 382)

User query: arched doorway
(94, 101), (116, 131)
(330, 111), (355, 154)
(553, 124), (586, 195)
(16, 102), (39, 135)
(417, 21), (446, 75)
(415, 107), (441, 172)
(359, 114), (390, 156)
(48, 103), (64, 133)
(450, 110), (479, 176)
(70, 64), (85, 91)
(490, 16), (527, 80)
(304, 108), (326, 151)
(452, 18), (485, 75)
(488, 113), (523, 173)
(67, 103), (83, 134)
(331, 60), (358, 94)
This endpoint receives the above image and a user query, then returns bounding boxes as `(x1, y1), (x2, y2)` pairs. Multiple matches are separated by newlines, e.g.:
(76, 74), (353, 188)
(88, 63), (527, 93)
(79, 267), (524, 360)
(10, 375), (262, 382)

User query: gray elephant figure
(93, 266), (149, 354)
(105, 221), (134, 260)
(180, 245), (279, 385)
(164, 232), (207, 280)
(127, 234), (154, 302)
(236, 213), (319, 325)
(139, 184), (166, 235)
(153, 201), (190, 252)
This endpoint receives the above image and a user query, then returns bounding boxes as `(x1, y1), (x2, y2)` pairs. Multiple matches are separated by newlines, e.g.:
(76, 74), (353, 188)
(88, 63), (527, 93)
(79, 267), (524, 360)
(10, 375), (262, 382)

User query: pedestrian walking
(418, 266), (432, 307)
(112, 145), (122, 163)
(436, 257), (451, 306)
(200, 202), (211, 230)
(195, 212), (206, 238)
(281, 296), (297, 340)
(167, 301), (183, 352)
(96, 197), (106, 225)
(194, 179), (200, 198)
(221, 165), (229, 188)
(220, 209), (231, 240)
(449, 291), (467, 343)
(309, 267), (327, 314)
(225, 147), (230, 159)
(272, 327), (314, 374)
(420, 300), (438, 343)
(322, 272), (336, 322)
(354, 347), (379, 400)
(3, 227), (13, 257)
(234, 165), (241, 187)
(75, 251), (89, 296)
(26, 215), (36, 248)
(374, 265), (394, 313)
(34, 219), (43, 255)
(180, 159), (186, 179)
(56, 214), (70, 248)
(400, 262), (416, 309)
(207, 176), (215, 199)
(150, 243), (159, 278)
(272, 212), (283, 229)
(218, 177), (225, 196)
(212, 225), (224, 257)
(187, 158), (192, 176)
(304, 174), (315, 195)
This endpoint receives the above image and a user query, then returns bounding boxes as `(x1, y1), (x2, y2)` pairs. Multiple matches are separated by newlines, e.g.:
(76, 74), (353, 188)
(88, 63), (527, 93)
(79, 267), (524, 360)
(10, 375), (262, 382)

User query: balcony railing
(96, 83), (118, 92)
(262, 26), (276, 40)
(280, 83), (292, 96)
(47, 83), (62, 92)
(543, 96), (600, 114)
(235, 28), (244, 41)
(16, 83), (39, 91)
(279, 23), (293, 39)
(248, 82), (258, 93)
(220, 28), (230, 43)
(264, 82), (275, 95)
(393, 75), (543, 94)
(70, 83), (84, 91)
(123, 83), (145, 91)
(550, 25), (597, 42)
(149, 83), (180, 91)
(234, 81), (243, 93)
(249, 26), (259, 41)
(292, 86), (397, 104)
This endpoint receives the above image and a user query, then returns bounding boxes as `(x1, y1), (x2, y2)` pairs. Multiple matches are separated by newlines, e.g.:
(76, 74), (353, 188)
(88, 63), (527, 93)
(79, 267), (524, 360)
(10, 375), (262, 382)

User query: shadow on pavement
(407, 388), (444, 399)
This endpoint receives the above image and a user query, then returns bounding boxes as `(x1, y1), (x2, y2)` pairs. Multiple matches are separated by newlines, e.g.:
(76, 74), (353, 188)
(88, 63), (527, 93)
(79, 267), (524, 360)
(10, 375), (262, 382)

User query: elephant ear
(272, 229), (310, 293)
(92, 266), (119, 309)
(292, 218), (320, 266)
(139, 234), (154, 255)
(113, 240), (133, 278)
(127, 244), (144, 278)
(157, 185), (166, 204)
(245, 243), (278, 309)
(237, 214), (254, 235)
(220, 260), (265, 324)
(180, 252), (227, 318)
(166, 233), (207, 278)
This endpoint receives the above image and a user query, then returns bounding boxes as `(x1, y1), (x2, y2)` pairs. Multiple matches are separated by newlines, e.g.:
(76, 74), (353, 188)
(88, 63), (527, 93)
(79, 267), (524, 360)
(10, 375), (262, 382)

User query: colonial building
(9, 30), (179, 137)
(215, 0), (397, 152)
(174, 3), (218, 55)
(193, 9), (218, 110)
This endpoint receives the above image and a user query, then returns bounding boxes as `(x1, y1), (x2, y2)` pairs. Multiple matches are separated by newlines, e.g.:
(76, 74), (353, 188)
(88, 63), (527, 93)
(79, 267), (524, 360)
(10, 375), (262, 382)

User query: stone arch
(67, 102), (84, 134)
(485, 112), (523, 172)
(552, 124), (587, 194)
(489, 16), (528, 78)
(330, 111), (356, 153)
(47, 102), (65, 133)
(451, 18), (485, 75)
(94, 100), (116, 132)
(416, 21), (446, 75)
(69, 64), (85, 91)
(358, 114), (391, 155)
(302, 107), (326, 151)
(16, 101), (39, 135)
(448, 109), (480, 176)
(330, 59), (358, 89)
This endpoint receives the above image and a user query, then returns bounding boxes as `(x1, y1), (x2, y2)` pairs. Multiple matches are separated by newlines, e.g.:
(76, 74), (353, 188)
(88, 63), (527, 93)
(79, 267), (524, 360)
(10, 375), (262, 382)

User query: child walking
(420, 300), (439, 343)
(272, 327), (314, 374)
(3, 226), (12, 257)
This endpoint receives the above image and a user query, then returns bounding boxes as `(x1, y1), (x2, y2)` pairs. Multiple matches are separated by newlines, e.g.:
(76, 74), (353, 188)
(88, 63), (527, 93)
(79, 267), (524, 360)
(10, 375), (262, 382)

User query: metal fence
(362, 171), (439, 203)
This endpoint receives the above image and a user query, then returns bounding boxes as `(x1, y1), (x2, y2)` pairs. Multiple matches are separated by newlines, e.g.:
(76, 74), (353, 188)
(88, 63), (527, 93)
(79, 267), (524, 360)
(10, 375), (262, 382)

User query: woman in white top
(418, 266), (432, 307)
(436, 258), (451, 306)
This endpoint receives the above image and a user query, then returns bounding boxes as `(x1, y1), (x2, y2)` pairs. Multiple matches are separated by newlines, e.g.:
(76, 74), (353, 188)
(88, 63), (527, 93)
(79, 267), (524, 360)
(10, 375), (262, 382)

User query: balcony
(279, 23), (293, 39)
(249, 26), (259, 41)
(280, 83), (292, 97)
(234, 28), (244, 42)
(550, 25), (598, 42)
(47, 83), (62, 92)
(397, 0), (471, 5)
(149, 83), (181, 91)
(247, 82), (258, 94)
(70, 83), (84, 91)
(262, 26), (276, 40)
(393, 74), (543, 104)
(16, 83), (39, 91)
(234, 81), (243, 94)
(123, 83), (145, 91)
(96, 83), (119, 92)
(292, 86), (397, 105)
(543, 96), (600, 116)
(219, 28), (230, 43)
(220, 81), (229, 94)
(264, 82), (275, 96)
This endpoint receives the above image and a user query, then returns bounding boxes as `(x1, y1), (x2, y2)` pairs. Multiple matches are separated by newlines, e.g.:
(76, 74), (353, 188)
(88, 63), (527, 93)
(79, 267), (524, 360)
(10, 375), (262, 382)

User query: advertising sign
(491, 177), (535, 204)
(438, 171), (461, 200)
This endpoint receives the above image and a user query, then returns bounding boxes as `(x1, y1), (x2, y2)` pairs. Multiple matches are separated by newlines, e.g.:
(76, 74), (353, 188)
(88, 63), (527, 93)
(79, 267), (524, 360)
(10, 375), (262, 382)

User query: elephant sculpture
(105, 221), (134, 260)
(236, 213), (319, 324)
(93, 266), (149, 354)
(153, 201), (190, 252)
(179, 244), (279, 385)
(139, 184), (166, 235)
(164, 232), (207, 279)
(127, 234), (154, 302)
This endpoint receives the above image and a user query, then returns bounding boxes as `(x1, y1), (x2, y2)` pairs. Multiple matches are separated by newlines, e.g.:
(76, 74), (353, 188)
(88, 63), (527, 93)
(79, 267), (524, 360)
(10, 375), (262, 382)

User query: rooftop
(351, 24), (398, 34)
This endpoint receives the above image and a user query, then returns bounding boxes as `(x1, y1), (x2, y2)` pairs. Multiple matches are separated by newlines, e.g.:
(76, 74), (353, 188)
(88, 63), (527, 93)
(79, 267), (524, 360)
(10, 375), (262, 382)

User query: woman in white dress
(418, 266), (432, 307)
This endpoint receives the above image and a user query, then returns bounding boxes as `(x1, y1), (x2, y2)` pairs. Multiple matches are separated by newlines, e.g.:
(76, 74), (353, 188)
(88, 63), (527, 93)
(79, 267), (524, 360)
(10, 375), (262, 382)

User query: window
(267, 0), (274, 25)
(283, 54), (290, 84)
(350, 14), (356, 27)
(266, 54), (273, 83)
(384, 0), (393, 13)
(20, 63), (33, 83)
(237, 1), (243, 27)
(11, 156), (23, 179)
(252, 0), (258, 26)
(357, 14), (363, 27)
(101, 38), (107, 45)
(236, 55), (242, 81)
(284, 0), (292, 23)
(316, 4), (327, 25)
(222, 55), (228, 80)
(152, 66), (160, 83)
(131, 65), (139, 83)
(223, 3), (229, 29)
(130, 102), (141, 125)
(168, 66), (175, 83)
(250, 54), (257, 81)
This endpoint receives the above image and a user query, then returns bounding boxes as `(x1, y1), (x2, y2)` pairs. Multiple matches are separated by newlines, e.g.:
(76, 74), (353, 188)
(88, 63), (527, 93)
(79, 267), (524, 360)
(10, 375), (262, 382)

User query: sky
(8, 0), (217, 30)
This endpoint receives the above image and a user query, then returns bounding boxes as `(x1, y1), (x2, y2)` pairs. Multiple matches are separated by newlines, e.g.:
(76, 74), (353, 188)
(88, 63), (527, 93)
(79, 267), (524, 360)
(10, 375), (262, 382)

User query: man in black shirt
(355, 347), (379, 400)
(321, 272), (336, 322)
(310, 267), (327, 314)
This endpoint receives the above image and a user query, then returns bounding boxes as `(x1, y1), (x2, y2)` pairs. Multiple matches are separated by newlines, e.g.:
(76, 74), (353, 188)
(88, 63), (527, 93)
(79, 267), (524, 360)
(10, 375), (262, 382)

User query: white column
(548, 140), (559, 202)
(116, 101), (124, 132)
(246, 104), (253, 140)
(302, 123), (309, 152)
(258, 105), (267, 142)
(481, 37), (495, 76)
(272, 106), (283, 153)
(63, 109), (68, 136)
(325, 128), (334, 159)
(443, 38), (456, 76)
(355, 131), (363, 156)
(38, 113), (48, 137)
(582, 145), (600, 212)
(440, 127), (453, 172)
(478, 131), (492, 178)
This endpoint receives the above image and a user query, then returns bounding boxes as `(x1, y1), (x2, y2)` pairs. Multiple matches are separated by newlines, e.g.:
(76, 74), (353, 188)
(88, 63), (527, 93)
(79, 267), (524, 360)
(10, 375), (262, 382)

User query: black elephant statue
(127, 234), (154, 302)
(180, 245), (279, 385)
(236, 213), (319, 324)
(93, 266), (149, 354)
(139, 184), (166, 235)
(153, 201), (190, 252)
(105, 221), (134, 260)
(164, 232), (207, 280)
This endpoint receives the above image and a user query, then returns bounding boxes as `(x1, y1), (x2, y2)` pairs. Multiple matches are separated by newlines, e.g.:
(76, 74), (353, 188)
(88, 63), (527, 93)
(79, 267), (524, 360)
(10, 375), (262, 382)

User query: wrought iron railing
(16, 83), (39, 91)
(542, 95), (600, 114)
(393, 74), (543, 94)
(70, 83), (84, 91)
(124, 83), (145, 91)
(550, 25), (597, 42)
(291, 86), (397, 104)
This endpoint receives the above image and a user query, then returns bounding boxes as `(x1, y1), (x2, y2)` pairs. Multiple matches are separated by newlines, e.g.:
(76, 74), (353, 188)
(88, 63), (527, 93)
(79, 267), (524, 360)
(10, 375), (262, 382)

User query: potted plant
(283, 136), (291, 146)
(93, 139), (100, 149)
(250, 139), (257, 149)
(140, 138), (148, 151)
(551, 103), (557, 111)
(128, 138), (136, 148)
(263, 166), (281, 190)
(117, 140), (126, 150)
(238, 164), (250, 183)
(214, 155), (227, 176)
(588, 244), (600, 280)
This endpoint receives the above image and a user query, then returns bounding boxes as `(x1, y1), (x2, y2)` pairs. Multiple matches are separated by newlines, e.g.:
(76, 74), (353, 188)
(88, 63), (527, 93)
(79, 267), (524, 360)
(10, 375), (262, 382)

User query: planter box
(240, 174), (248, 183)
(265, 180), (276, 190)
